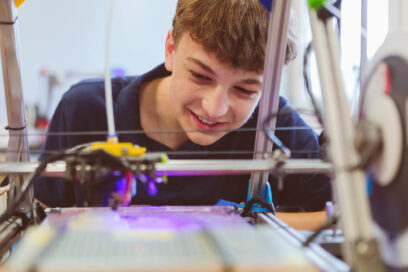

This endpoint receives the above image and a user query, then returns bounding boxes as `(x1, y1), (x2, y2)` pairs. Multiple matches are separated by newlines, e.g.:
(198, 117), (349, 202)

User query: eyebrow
(187, 57), (262, 85)
(187, 57), (215, 75)
(240, 78), (262, 85)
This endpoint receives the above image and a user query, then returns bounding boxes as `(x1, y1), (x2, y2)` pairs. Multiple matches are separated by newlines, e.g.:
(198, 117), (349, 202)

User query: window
(283, 0), (389, 127)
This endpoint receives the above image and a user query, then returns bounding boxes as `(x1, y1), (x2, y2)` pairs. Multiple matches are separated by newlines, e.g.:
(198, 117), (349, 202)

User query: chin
(187, 132), (223, 146)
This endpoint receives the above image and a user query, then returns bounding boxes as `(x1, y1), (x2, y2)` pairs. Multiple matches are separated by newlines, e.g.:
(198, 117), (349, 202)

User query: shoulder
(250, 96), (320, 157)
(275, 97), (321, 158)
(61, 76), (136, 105)
(276, 96), (304, 127)
(54, 76), (138, 131)
(242, 96), (293, 127)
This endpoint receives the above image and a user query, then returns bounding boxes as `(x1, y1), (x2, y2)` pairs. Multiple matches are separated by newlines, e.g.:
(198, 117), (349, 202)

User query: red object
(124, 171), (133, 206)
(384, 65), (392, 94)
(35, 118), (49, 130)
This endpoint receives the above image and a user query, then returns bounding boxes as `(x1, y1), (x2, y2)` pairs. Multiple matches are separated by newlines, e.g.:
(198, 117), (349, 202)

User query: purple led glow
(155, 177), (163, 184)
(139, 174), (148, 183)
(147, 181), (158, 196)
(111, 171), (122, 177)
(112, 67), (126, 77)
(115, 177), (126, 194)
(131, 178), (137, 196)
(118, 206), (249, 231)
(45, 206), (250, 232)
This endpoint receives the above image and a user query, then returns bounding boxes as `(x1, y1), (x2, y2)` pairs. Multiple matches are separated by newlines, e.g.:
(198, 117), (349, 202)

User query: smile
(196, 115), (217, 125)
(189, 110), (224, 130)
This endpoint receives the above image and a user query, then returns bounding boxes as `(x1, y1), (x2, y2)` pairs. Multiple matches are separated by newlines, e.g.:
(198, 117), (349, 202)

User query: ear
(164, 30), (175, 72)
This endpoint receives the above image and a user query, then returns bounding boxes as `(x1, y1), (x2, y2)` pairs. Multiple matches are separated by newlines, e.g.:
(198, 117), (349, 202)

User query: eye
(190, 70), (211, 81)
(235, 86), (258, 96)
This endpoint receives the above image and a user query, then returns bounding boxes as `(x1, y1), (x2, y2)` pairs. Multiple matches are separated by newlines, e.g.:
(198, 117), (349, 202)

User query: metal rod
(388, 0), (408, 33)
(308, 7), (383, 271)
(258, 213), (350, 272)
(0, 159), (333, 176)
(0, 1), (32, 211)
(250, 0), (292, 199)
(360, 0), (368, 84)
(0, 216), (24, 258)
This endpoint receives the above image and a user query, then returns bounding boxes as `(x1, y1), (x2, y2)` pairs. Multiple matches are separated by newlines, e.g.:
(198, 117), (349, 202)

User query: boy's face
(164, 31), (263, 146)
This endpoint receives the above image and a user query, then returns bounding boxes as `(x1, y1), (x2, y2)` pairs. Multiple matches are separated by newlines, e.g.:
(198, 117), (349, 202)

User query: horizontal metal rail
(0, 216), (24, 259)
(258, 213), (350, 272)
(0, 159), (333, 177)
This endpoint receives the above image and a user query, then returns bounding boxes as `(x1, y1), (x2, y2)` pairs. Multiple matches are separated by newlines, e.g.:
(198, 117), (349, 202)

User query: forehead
(176, 33), (264, 80)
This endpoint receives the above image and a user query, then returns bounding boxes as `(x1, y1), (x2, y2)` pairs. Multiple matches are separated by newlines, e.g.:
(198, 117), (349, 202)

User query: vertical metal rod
(388, 0), (408, 33)
(0, 0), (32, 210)
(360, 0), (368, 84)
(308, 7), (383, 271)
(389, 0), (402, 33)
(249, 0), (292, 199)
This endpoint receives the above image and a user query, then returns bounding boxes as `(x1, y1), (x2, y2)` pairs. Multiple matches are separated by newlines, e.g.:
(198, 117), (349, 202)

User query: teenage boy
(34, 0), (331, 211)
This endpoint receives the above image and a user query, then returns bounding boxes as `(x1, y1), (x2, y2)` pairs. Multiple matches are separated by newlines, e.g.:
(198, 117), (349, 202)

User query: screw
(356, 240), (373, 258)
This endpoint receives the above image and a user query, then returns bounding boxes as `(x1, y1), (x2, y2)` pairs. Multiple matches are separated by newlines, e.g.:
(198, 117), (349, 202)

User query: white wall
(0, 0), (177, 129)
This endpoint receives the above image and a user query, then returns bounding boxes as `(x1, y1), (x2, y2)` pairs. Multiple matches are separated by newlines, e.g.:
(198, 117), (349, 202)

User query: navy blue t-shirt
(34, 64), (331, 210)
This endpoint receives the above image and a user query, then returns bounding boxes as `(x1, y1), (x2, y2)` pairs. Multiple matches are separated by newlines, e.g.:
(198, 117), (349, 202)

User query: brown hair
(172, 0), (297, 73)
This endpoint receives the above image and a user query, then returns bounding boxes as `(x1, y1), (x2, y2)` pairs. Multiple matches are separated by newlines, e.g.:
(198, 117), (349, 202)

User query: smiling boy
(142, 32), (263, 149)
(34, 0), (331, 211)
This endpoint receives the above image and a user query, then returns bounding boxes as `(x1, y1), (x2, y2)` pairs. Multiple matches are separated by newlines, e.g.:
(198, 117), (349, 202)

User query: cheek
(233, 99), (259, 124)
(168, 78), (195, 108)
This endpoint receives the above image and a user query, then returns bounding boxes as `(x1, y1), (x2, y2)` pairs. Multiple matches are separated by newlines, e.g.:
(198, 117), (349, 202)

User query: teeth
(197, 115), (217, 125)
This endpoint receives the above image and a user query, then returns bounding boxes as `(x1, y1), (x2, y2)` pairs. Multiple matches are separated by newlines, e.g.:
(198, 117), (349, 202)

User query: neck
(140, 76), (188, 150)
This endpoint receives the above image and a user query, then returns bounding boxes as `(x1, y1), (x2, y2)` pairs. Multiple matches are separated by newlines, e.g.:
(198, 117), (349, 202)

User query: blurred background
(0, 0), (388, 156)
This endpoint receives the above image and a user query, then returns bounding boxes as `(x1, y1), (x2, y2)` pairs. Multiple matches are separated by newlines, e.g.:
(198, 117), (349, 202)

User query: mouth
(188, 110), (225, 130)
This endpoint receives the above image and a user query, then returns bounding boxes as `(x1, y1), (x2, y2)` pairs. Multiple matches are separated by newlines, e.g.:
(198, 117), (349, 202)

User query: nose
(202, 86), (229, 119)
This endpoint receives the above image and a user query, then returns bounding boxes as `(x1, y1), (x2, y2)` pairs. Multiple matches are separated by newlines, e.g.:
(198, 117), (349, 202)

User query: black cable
(262, 108), (301, 157)
(306, 0), (343, 126)
(0, 145), (121, 224)
(64, 149), (132, 206)
(0, 151), (68, 228)
(4, 125), (26, 131)
(0, 147), (131, 226)
(263, 127), (291, 157)
(303, 42), (324, 128)
(0, 17), (18, 25)
(302, 214), (338, 247)
(335, 0), (342, 35)
(4, 120), (27, 131)
(241, 196), (276, 217)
